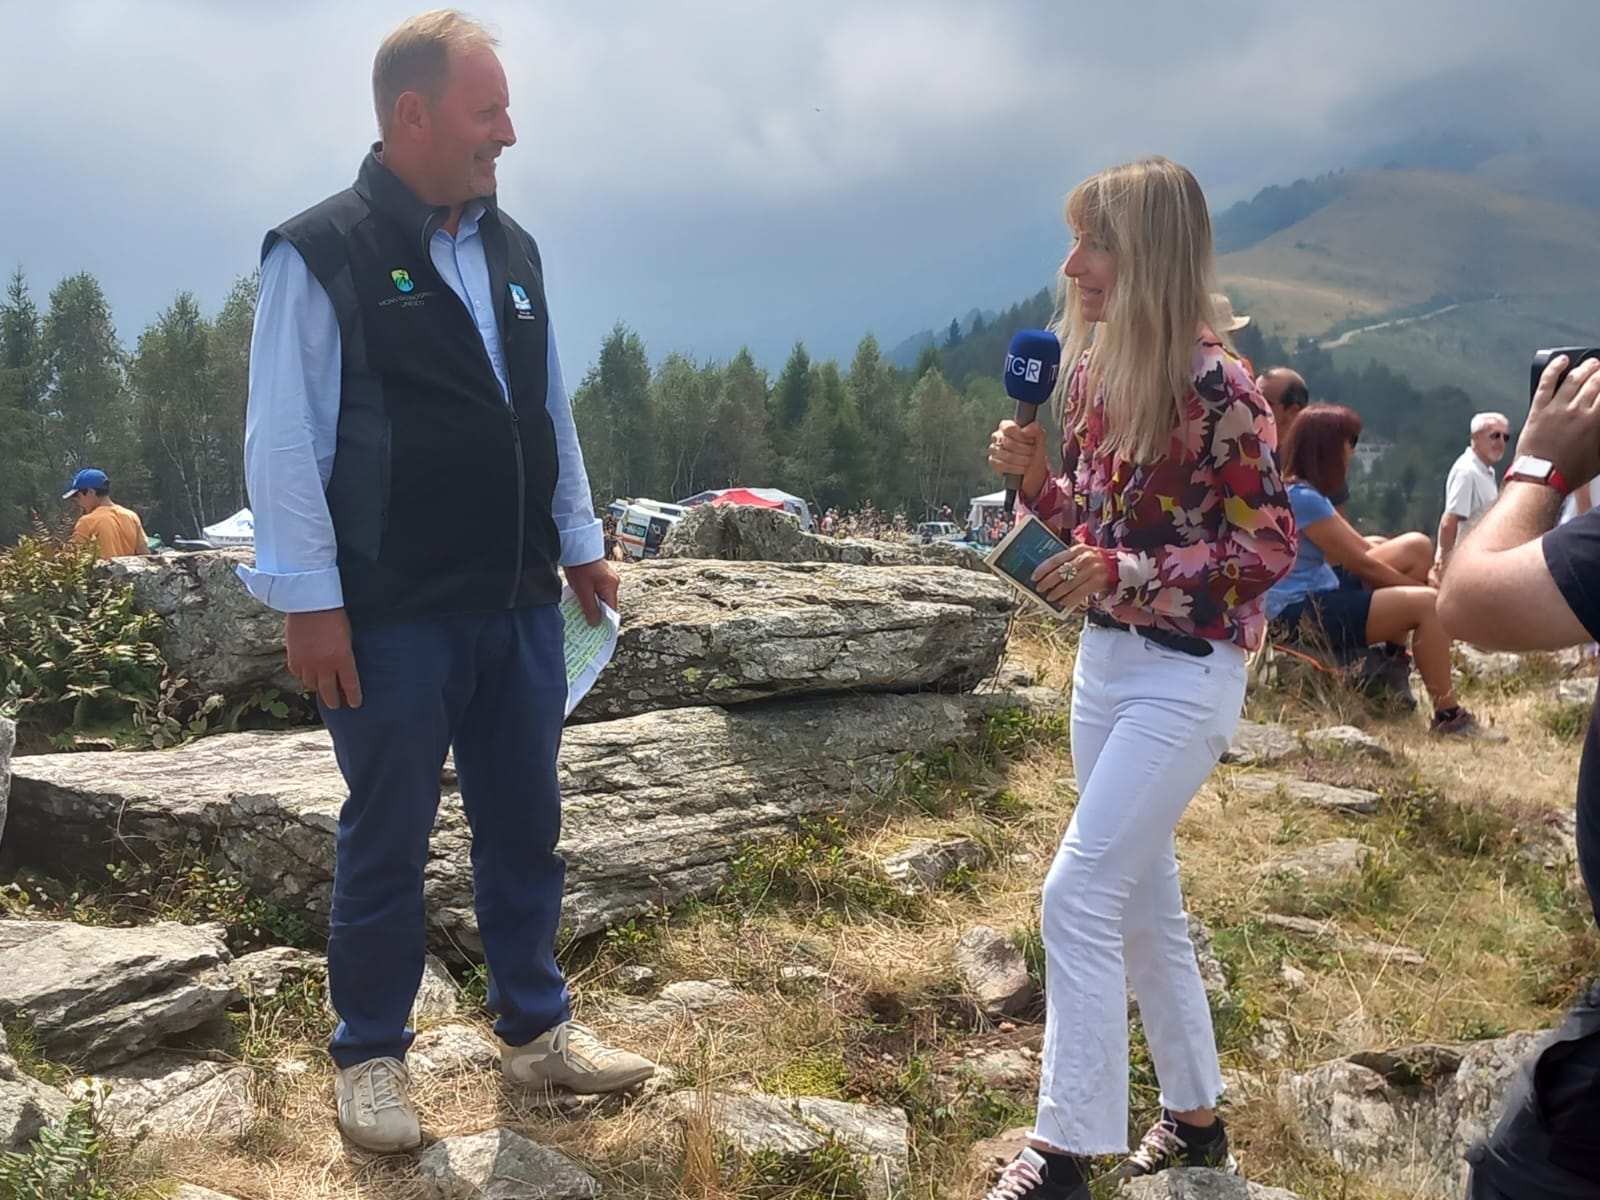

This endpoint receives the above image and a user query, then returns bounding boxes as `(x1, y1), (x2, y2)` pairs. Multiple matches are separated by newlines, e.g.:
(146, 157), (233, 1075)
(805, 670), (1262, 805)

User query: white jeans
(1032, 622), (1247, 1155)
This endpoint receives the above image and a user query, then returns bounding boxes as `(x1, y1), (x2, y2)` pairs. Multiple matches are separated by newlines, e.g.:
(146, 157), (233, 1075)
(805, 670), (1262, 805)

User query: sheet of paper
(560, 584), (620, 717)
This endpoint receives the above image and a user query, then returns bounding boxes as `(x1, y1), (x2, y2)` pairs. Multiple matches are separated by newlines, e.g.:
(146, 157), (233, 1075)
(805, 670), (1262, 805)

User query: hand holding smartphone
(984, 516), (1074, 614)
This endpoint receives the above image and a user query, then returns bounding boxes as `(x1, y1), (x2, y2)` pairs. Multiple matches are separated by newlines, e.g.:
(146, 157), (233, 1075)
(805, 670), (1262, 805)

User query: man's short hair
(1259, 367), (1309, 411)
(372, 9), (499, 136)
(1470, 411), (1509, 435)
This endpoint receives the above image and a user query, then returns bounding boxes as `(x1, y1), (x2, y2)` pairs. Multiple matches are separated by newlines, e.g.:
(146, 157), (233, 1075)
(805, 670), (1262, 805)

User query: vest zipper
(508, 406), (526, 607)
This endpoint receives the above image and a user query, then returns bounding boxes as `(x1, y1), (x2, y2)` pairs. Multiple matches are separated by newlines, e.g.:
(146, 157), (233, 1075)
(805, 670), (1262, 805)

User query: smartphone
(1532, 347), (1600, 403)
(985, 516), (1072, 615)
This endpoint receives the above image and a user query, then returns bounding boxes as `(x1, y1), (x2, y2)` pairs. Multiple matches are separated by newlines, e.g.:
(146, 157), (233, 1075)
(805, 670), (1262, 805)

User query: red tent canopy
(708, 488), (785, 510)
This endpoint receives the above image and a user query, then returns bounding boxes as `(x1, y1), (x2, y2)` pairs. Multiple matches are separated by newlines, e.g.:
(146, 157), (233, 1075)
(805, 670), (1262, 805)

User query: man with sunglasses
(1436, 412), (1511, 579)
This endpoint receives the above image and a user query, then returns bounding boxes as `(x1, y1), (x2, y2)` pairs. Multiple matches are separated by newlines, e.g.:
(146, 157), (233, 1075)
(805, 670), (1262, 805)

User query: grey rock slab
(81, 1051), (253, 1140)
(102, 551), (298, 698)
(118, 550), (1012, 717)
(1554, 677), (1595, 705)
(1259, 838), (1370, 883)
(954, 925), (1033, 1019)
(1230, 773), (1380, 815)
(1220, 724), (1301, 767)
(664, 1090), (909, 1200)
(593, 979), (740, 1037)
(417, 1127), (600, 1199)
(1259, 914), (1426, 967)
(173, 1188), (247, 1200)
(954, 1047), (1035, 1089)
(229, 946), (325, 1003)
(879, 837), (986, 894)
(412, 954), (461, 1025)
(0, 920), (237, 1069)
(1122, 1170), (1303, 1200)
(408, 1024), (500, 1080)
(1304, 725), (1393, 763)
(9, 689), (1054, 952)
(1281, 1031), (1541, 1197)
(572, 559), (1015, 720)
(1455, 645), (1526, 681)
(0, 1056), (69, 1151)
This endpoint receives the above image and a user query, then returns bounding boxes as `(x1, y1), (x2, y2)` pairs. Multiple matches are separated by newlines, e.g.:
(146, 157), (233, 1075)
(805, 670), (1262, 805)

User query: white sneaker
(334, 1056), (421, 1152)
(500, 1021), (656, 1094)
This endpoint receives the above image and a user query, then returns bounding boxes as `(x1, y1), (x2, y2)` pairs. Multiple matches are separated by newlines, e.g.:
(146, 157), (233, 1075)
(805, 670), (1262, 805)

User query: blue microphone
(1001, 329), (1061, 513)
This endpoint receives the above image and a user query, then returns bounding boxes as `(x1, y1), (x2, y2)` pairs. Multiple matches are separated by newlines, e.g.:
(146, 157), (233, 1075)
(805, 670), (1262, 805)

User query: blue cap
(63, 468), (109, 499)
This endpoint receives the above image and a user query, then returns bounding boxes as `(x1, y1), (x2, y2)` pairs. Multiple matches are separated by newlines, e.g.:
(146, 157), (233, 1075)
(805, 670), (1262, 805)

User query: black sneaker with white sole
(984, 1148), (1090, 1200)
(1120, 1114), (1237, 1177)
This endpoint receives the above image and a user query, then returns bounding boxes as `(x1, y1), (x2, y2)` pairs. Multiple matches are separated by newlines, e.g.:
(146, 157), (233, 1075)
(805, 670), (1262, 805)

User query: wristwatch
(1505, 455), (1574, 497)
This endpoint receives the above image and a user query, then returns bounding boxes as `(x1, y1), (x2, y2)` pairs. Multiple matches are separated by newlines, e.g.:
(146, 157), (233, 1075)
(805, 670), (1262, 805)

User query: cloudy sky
(3, 0), (1598, 373)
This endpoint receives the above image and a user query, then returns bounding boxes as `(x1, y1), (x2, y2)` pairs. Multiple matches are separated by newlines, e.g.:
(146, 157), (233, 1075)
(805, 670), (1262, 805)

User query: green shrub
(0, 538), (165, 743)
(0, 1098), (123, 1200)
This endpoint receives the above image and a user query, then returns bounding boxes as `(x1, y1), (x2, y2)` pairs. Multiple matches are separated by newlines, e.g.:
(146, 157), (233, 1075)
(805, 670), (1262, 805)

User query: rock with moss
(663, 1089), (909, 1199)
(0, 920), (237, 1070)
(9, 688), (1058, 954)
(417, 1127), (600, 1199)
(0, 717), (12, 848)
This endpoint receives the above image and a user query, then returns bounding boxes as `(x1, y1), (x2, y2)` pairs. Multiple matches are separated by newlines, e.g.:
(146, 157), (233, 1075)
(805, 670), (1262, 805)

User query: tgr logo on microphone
(1006, 353), (1045, 384)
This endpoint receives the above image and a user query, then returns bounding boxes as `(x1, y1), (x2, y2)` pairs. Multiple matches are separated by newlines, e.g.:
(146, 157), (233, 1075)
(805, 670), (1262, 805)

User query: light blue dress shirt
(238, 202), (602, 613)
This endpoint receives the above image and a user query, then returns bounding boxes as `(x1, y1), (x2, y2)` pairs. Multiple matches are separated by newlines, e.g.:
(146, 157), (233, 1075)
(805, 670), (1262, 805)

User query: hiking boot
(334, 1056), (421, 1153)
(1431, 707), (1509, 741)
(1120, 1114), (1237, 1177)
(983, 1148), (1090, 1200)
(500, 1021), (656, 1094)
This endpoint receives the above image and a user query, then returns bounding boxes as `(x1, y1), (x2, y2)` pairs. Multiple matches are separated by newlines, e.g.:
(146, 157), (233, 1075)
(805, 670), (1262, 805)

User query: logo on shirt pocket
(391, 269), (414, 293)
(508, 282), (536, 320)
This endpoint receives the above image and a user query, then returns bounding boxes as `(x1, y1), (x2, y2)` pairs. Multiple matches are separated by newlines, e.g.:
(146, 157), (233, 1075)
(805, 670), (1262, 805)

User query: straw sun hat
(1212, 293), (1251, 333)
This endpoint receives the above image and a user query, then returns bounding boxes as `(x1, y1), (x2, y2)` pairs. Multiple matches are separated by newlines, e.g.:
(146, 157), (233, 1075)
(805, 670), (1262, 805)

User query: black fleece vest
(264, 150), (561, 627)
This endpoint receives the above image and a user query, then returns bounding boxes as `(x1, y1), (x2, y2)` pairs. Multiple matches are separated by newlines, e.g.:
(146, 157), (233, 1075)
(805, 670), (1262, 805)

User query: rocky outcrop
(0, 920), (237, 1069)
(0, 1025), (69, 1151)
(660, 503), (982, 571)
(103, 550), (298, 698)
(1259, 839), (1370, 883)
(1122, 1171), (1303, 1200)
(664, 1090), (910, 1200)
(9, 688), (1055, 952)
(1221, 724), (1302, 767)
(571, 561), (1014, 720)
(1304, 726), (1392, 763)
(111, 552), (1012, 715)
(1230, 773), (1379, 815)
(880, 838), (987, 894)
(417, 1127), (600, 1199)
(1279, 1032), (1541, 1197)
(79, 1051), (254, 1140)
(954, 926), (1033, 1019)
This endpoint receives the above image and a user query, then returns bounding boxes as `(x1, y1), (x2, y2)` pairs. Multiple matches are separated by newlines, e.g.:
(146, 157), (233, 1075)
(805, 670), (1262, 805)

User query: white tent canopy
(202, 507), (255, 545)
(967, 490), (1006, 529)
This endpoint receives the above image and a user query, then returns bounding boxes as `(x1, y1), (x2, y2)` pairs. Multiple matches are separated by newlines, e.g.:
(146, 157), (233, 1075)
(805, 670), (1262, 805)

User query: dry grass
(94, 623), (1599, 1200)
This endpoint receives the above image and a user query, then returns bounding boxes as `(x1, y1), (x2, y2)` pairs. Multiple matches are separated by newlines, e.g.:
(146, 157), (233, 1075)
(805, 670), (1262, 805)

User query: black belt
(1086, 609), (1214, 658)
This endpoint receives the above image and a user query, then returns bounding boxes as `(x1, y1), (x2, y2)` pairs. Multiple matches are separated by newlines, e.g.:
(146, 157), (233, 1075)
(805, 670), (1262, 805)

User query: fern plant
(0, 1099), (117, 1200)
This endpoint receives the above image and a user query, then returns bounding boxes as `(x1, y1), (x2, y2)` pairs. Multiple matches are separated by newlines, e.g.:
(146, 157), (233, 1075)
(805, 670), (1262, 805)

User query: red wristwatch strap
(1508, 467), (1573, 497)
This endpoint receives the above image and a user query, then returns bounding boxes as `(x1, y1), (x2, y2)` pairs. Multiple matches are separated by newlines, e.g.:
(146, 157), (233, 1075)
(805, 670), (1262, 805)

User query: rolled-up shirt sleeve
(544, 321), (604, 567)
(236, 239), (345, 613)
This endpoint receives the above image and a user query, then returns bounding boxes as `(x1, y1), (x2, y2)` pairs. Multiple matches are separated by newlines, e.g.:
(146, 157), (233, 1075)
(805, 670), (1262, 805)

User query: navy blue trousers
(320, 603), (570, 1068)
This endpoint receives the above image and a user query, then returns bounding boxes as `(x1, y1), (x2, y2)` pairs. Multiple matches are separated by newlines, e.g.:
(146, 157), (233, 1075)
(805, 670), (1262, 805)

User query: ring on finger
(1057, 562), (1078, 584)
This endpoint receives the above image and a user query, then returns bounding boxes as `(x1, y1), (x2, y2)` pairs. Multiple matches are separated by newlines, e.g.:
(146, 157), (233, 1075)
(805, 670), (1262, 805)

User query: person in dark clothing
(240, 9), (652, 1153)
(1438, 352), (1600, 1197)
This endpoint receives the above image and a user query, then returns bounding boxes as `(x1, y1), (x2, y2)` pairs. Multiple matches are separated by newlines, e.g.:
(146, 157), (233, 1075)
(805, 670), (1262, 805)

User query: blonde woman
(984, 157), (1297, 1198)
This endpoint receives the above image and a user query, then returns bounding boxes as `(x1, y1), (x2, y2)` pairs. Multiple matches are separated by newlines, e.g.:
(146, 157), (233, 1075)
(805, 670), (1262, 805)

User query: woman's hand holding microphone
(986, 420), (1110, 611)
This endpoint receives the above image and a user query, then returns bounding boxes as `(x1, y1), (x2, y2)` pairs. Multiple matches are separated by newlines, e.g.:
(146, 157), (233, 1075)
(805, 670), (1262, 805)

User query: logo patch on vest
(509, 282), (536, 320)
(391, 269), (415, 293)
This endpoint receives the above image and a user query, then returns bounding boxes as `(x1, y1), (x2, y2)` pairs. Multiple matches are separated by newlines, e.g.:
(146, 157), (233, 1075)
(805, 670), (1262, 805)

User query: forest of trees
(0, 262), (1484, 549)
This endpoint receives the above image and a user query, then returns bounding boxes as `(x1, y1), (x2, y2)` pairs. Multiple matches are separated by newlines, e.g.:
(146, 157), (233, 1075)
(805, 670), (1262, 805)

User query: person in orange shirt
(63, 468), (150, 559)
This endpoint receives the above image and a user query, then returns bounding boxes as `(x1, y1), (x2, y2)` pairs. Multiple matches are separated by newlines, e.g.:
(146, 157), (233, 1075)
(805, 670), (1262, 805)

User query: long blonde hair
(1051, 156), (1219, 463)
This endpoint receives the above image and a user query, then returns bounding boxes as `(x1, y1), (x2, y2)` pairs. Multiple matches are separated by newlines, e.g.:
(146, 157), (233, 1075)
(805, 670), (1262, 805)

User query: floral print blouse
(1022, 335), (1297, 651)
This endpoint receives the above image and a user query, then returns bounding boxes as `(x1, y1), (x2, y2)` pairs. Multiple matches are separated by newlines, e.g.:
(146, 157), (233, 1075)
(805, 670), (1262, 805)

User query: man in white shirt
(1436, 412), (1510, 577)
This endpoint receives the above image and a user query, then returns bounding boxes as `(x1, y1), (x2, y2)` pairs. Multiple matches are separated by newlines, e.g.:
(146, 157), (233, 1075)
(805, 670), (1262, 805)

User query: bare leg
(1366, 587), (1457, 710)
(1368, 531), (1434, 585)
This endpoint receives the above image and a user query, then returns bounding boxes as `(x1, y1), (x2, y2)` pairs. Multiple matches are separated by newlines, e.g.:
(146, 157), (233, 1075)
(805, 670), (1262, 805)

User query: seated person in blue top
(1266, 404), (1484, 736)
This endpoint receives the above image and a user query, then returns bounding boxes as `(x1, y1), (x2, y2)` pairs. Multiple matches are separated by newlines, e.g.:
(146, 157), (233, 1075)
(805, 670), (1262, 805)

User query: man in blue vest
(241, 9), (654, 1153)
